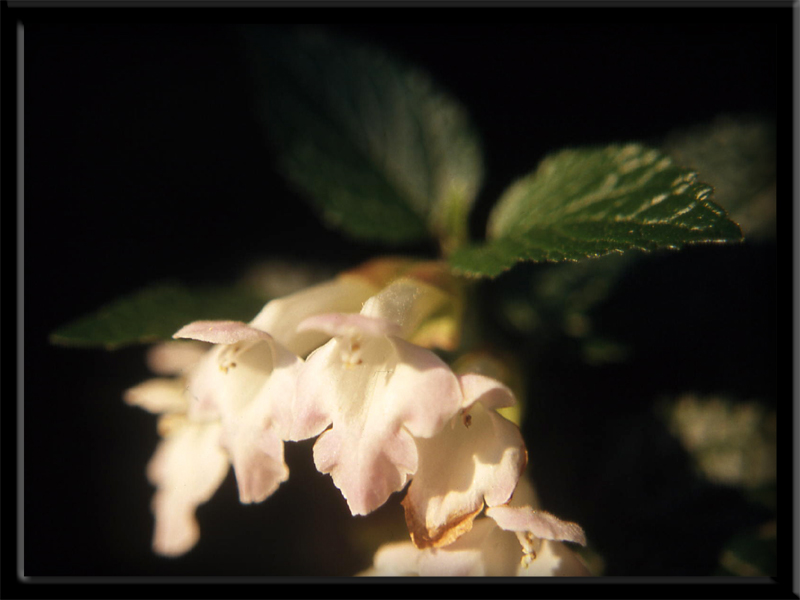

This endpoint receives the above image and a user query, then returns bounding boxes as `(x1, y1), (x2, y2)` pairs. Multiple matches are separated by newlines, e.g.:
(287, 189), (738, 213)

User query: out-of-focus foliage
(49, 284), (268, 349)
(659, 394), (776, 577)
(662, 394), (776, 497)
(242, 26), (484, 251)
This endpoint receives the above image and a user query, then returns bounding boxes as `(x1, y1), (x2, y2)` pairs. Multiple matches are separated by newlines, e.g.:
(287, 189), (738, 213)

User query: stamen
(340, 335), (364, 368)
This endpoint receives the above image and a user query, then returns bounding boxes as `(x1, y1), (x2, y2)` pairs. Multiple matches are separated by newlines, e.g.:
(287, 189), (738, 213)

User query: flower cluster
(125, 257), (589, 575)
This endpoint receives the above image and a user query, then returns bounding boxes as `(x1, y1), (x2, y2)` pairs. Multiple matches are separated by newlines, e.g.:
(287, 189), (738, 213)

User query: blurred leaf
(662, 394), (776, 491)
(243, 26), (484, 249)
(50, 283), (268, 349)
(450, 144), (742, 278)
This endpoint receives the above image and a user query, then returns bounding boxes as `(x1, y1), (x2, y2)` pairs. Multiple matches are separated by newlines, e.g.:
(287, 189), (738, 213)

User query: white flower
(402, 373), (527, 548)
(361, 518), (589, 577)
(173, 321), (301, 504)
(289, 277), (466, 516)
(125, 343), (229, 557)
(359, 468), (591, 577)
(125, 270), (382, 554)
(361, 478), (589, 577)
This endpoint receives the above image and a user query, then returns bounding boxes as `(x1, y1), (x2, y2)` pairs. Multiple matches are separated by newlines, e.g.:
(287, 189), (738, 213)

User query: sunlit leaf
(449, 144), (743, 278)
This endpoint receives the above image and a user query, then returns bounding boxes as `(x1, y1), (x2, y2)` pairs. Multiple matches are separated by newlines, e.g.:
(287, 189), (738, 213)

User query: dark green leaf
(243, 27), (484, 248)
(50, 284), (268, 350)
(449, 144), (743, 278)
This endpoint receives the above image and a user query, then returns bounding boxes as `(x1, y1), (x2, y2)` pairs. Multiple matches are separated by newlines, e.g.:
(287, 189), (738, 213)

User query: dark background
(18, 8), (782, 583)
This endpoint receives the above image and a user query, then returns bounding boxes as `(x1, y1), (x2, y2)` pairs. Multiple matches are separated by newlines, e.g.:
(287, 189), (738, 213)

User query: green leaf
(50, 283), (268, 350)
(243, 27), (484, 249)
(449, 144), (743, 278)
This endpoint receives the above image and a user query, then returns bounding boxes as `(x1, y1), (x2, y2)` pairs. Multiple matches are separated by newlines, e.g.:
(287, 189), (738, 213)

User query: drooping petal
(485, 505), (587, 546)
(145, 341), (208, 376)
(218, 342), (301, 504)
(146, 419), (229, 557)
(288, 340), (339, 441)
(313, 421), (418, 516)
(296, 317), (462, 515)
(175, 319), (302, 504)
(402, 400), (526, 548)
(124, 378), (188, 415)
(221, 410), (288, 505)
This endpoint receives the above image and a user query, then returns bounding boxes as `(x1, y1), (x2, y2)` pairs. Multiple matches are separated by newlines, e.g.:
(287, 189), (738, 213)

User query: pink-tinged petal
(146, 420), (229, 556)
(222, 414), (288, 504)
(124, 378), (187, 415)
(301, 335), (461, 515)
(173, 320), (273, 345)
(386, 336), (463, 438)
(297, 313), (401, 339)
(403, 402), (527, 548)
(485, 505), (587, 546)
(517, 540), (592, 577)
(182, 329), (299, 425)
(145, 341), (207, 376)
(250, 276), (379, 357)
(458, 373), (517, 411)
(218, 344), (301, 504)
(288, 340), (339, 441)
(313, 423), (418, 516)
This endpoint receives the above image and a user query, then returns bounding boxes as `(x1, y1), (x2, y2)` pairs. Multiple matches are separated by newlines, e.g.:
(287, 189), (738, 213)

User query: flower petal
(218, 342), (301, 503)
(145, 341), (208, 376)
(359, 541), (421, 576)
(458, 373), (517, 411)
(146, 420), (229, 556)
(289, 340), (339, 441)
(313, 423), (418, 516)
(402, 401), (526, 548)
(124, 378), (188, 415)
(485, 505), (587, 546)
(222, 412), (289, 504)
(418, 518), (521, 576)
(250, 275), (379, 357)
(298, 312), (401, 339)
(176, 320), (302, 505)
(173, 320), (273, 345)
(387, 336), (463, 439)
(299, 332), (462, 515)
